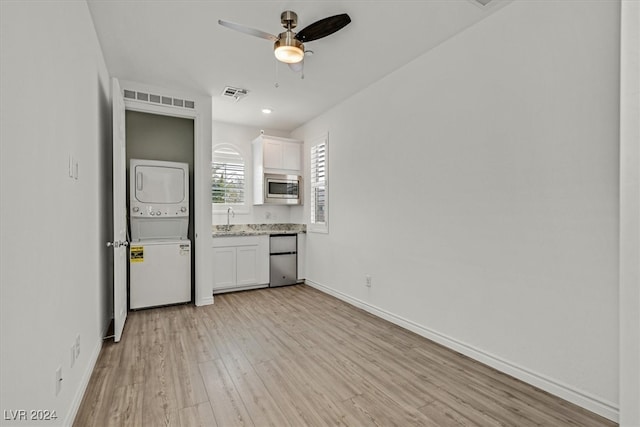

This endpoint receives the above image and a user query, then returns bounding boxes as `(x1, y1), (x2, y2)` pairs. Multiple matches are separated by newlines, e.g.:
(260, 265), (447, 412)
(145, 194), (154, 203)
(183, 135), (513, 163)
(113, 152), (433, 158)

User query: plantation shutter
(310, 136), (328, 232)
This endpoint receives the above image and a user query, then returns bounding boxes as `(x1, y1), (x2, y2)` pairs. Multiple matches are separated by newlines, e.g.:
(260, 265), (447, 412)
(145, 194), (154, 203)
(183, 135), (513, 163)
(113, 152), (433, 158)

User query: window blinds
(212, 148), (245, 204)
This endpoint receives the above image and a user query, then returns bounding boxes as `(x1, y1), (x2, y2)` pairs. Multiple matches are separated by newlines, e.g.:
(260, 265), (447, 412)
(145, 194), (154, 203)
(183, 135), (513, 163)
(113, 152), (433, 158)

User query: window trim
(309, 134), (329, 234)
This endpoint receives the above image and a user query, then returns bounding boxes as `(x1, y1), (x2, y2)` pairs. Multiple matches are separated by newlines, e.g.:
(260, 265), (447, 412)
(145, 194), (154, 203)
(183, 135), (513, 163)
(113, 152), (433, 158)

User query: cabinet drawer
(212, 235), (262, 248)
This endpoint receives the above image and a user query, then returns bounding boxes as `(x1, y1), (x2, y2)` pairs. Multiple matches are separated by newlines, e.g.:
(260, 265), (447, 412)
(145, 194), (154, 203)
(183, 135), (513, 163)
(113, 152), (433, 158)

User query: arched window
(212, 145), (245, 205)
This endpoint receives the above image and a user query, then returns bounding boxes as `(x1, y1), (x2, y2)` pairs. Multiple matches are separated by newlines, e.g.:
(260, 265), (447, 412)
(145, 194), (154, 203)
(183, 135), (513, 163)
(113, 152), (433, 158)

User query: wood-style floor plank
(198, 359), (253, 427)
(252, 358), (329, 426)
(75, 285), (615, 427)
(106, 383), (143, 427)
(177, 402), (217, 427)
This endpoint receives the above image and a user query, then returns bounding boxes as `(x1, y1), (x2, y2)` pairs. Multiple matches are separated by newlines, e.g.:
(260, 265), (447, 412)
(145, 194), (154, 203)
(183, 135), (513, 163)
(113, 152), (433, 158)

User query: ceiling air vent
(221, 86), (249, 102)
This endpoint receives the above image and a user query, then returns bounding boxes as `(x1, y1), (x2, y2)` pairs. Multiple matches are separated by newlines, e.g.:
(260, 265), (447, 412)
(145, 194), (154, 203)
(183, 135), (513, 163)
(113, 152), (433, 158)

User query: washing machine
(129, 240), (191, 309)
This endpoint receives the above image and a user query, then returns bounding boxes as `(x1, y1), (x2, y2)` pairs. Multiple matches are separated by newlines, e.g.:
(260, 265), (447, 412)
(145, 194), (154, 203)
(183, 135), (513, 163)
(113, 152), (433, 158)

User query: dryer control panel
(130, 204), (188, 217)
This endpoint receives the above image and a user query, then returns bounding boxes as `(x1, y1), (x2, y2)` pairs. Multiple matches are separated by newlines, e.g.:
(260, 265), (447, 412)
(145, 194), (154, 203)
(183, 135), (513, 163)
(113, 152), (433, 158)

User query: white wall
(619, 2), (640, 425)
(212, 121), (303, 224)
(1, 1), (112, 425)
(294, 0), (620, 420)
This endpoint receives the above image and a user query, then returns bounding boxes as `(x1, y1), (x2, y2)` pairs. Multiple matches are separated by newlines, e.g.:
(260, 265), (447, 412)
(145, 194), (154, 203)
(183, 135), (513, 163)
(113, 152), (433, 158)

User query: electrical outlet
(70, 343), (76, 368)
(75, 334), (80, 358)
(365, 275), (372, 287)
(55, 366), (62, 396)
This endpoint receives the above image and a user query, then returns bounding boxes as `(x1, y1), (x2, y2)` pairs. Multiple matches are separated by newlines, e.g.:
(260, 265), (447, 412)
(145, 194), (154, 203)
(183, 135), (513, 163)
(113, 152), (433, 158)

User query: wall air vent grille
(221, 86), (249, 102)
(122, 89), (195, 110)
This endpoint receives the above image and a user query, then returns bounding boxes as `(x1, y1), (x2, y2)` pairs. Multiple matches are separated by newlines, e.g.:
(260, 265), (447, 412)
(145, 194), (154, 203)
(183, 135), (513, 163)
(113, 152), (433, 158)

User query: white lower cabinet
(236, 246), (258, 285)
(212, 247), (235, 289)
(212, 235), (269, 294)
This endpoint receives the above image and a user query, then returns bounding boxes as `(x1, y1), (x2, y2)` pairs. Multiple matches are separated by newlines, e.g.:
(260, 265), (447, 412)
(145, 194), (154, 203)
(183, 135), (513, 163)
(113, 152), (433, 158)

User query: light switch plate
(55, 366), (62, 396)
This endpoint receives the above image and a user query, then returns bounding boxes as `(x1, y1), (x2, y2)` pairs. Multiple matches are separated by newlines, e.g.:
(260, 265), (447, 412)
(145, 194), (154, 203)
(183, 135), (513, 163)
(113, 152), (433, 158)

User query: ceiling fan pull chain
(274, 57), (280, 88)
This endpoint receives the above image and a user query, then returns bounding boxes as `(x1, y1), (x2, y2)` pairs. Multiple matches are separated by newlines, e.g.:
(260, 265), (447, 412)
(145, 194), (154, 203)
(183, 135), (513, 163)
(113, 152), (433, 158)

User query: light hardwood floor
(74, 285), (615, 426)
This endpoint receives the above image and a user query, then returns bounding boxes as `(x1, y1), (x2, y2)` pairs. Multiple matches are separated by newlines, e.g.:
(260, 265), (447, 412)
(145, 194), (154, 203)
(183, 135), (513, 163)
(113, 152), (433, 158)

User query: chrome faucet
(226, 207), (235, 230)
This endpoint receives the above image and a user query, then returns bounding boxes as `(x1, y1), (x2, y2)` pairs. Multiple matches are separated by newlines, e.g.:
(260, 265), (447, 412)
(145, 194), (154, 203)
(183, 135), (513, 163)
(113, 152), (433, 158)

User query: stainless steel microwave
(264, 174), (302, 205)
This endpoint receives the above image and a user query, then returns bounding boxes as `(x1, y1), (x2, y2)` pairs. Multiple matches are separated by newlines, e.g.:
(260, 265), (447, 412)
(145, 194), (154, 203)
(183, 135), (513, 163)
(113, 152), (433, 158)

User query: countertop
(212, 223), (306, 237)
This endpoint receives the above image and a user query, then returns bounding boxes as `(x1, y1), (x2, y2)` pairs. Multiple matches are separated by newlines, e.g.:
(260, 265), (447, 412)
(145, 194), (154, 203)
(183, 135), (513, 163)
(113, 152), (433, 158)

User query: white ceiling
(87, 0), (510, 132)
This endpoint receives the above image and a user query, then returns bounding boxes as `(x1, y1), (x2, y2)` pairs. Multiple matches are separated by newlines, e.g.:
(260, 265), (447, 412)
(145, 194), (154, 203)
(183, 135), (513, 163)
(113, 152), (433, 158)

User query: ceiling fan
(218, 10), (351, 71)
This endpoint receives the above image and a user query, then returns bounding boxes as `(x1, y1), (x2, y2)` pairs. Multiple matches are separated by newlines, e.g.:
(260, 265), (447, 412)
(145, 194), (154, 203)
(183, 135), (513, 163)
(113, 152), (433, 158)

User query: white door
(110, 78), (128, 342)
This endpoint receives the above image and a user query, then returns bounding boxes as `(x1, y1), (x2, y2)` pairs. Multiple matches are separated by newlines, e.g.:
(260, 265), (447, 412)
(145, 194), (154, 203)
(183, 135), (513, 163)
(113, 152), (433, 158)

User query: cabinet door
(212, 247), (235, 289)
(256, 235), (270, 284)
(297, 233), (305, 281)
(263, 140), (283, 169)
(236, 246), (258, 286)
(283, 142), (301, 171)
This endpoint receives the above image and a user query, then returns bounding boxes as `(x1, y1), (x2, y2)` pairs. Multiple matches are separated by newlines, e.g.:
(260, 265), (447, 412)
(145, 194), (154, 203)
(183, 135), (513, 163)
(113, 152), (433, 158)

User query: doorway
(125, 111), (196, 302)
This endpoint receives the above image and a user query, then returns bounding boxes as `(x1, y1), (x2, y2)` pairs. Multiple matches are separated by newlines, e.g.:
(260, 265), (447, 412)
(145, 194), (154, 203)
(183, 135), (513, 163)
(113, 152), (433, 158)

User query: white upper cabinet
(282, 141), (302, 171)
(253, 135), (303, 175)
(263, 139), (283, 170)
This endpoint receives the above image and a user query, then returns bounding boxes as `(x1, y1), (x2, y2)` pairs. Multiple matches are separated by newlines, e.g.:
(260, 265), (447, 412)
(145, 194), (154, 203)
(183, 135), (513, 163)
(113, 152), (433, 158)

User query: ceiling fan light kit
(274, 32), (304, 64)
(219, 10), (351, 69)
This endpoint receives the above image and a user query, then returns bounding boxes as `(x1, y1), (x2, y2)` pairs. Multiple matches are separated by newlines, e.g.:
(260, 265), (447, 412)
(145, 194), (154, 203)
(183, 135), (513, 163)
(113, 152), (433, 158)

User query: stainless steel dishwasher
(269, 234), (297, 287)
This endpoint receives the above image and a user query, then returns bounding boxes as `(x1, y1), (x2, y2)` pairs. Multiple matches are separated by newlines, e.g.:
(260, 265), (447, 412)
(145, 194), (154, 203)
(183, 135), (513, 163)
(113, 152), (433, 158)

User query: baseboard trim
(63, 336), (103, 426)
(305, 279), (619, 422)
(197, 295), (214, 306)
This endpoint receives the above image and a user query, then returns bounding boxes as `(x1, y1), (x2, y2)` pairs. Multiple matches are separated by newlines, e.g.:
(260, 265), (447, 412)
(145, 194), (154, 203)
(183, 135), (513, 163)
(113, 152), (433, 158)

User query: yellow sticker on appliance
(130, 246), (144, 263)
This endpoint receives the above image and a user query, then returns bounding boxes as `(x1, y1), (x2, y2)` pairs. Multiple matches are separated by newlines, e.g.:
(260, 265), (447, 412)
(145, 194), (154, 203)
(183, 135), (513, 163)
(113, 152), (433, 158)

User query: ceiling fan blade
(218, 19), (278, 42)
(295, 14), (351, 43)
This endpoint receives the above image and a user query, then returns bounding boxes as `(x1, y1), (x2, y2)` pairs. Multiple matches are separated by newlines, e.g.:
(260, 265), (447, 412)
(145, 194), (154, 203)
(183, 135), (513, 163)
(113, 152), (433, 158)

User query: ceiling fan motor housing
(280, 10), (298, 29)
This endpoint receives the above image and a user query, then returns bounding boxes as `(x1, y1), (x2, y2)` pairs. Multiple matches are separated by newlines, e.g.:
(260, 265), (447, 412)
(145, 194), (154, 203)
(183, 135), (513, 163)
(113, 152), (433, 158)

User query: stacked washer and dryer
(129, 159), (191, 309)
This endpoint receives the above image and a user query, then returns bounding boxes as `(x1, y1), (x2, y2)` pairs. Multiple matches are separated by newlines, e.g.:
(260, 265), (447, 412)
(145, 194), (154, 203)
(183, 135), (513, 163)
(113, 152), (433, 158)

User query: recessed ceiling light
(262, 108), (273, 114)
